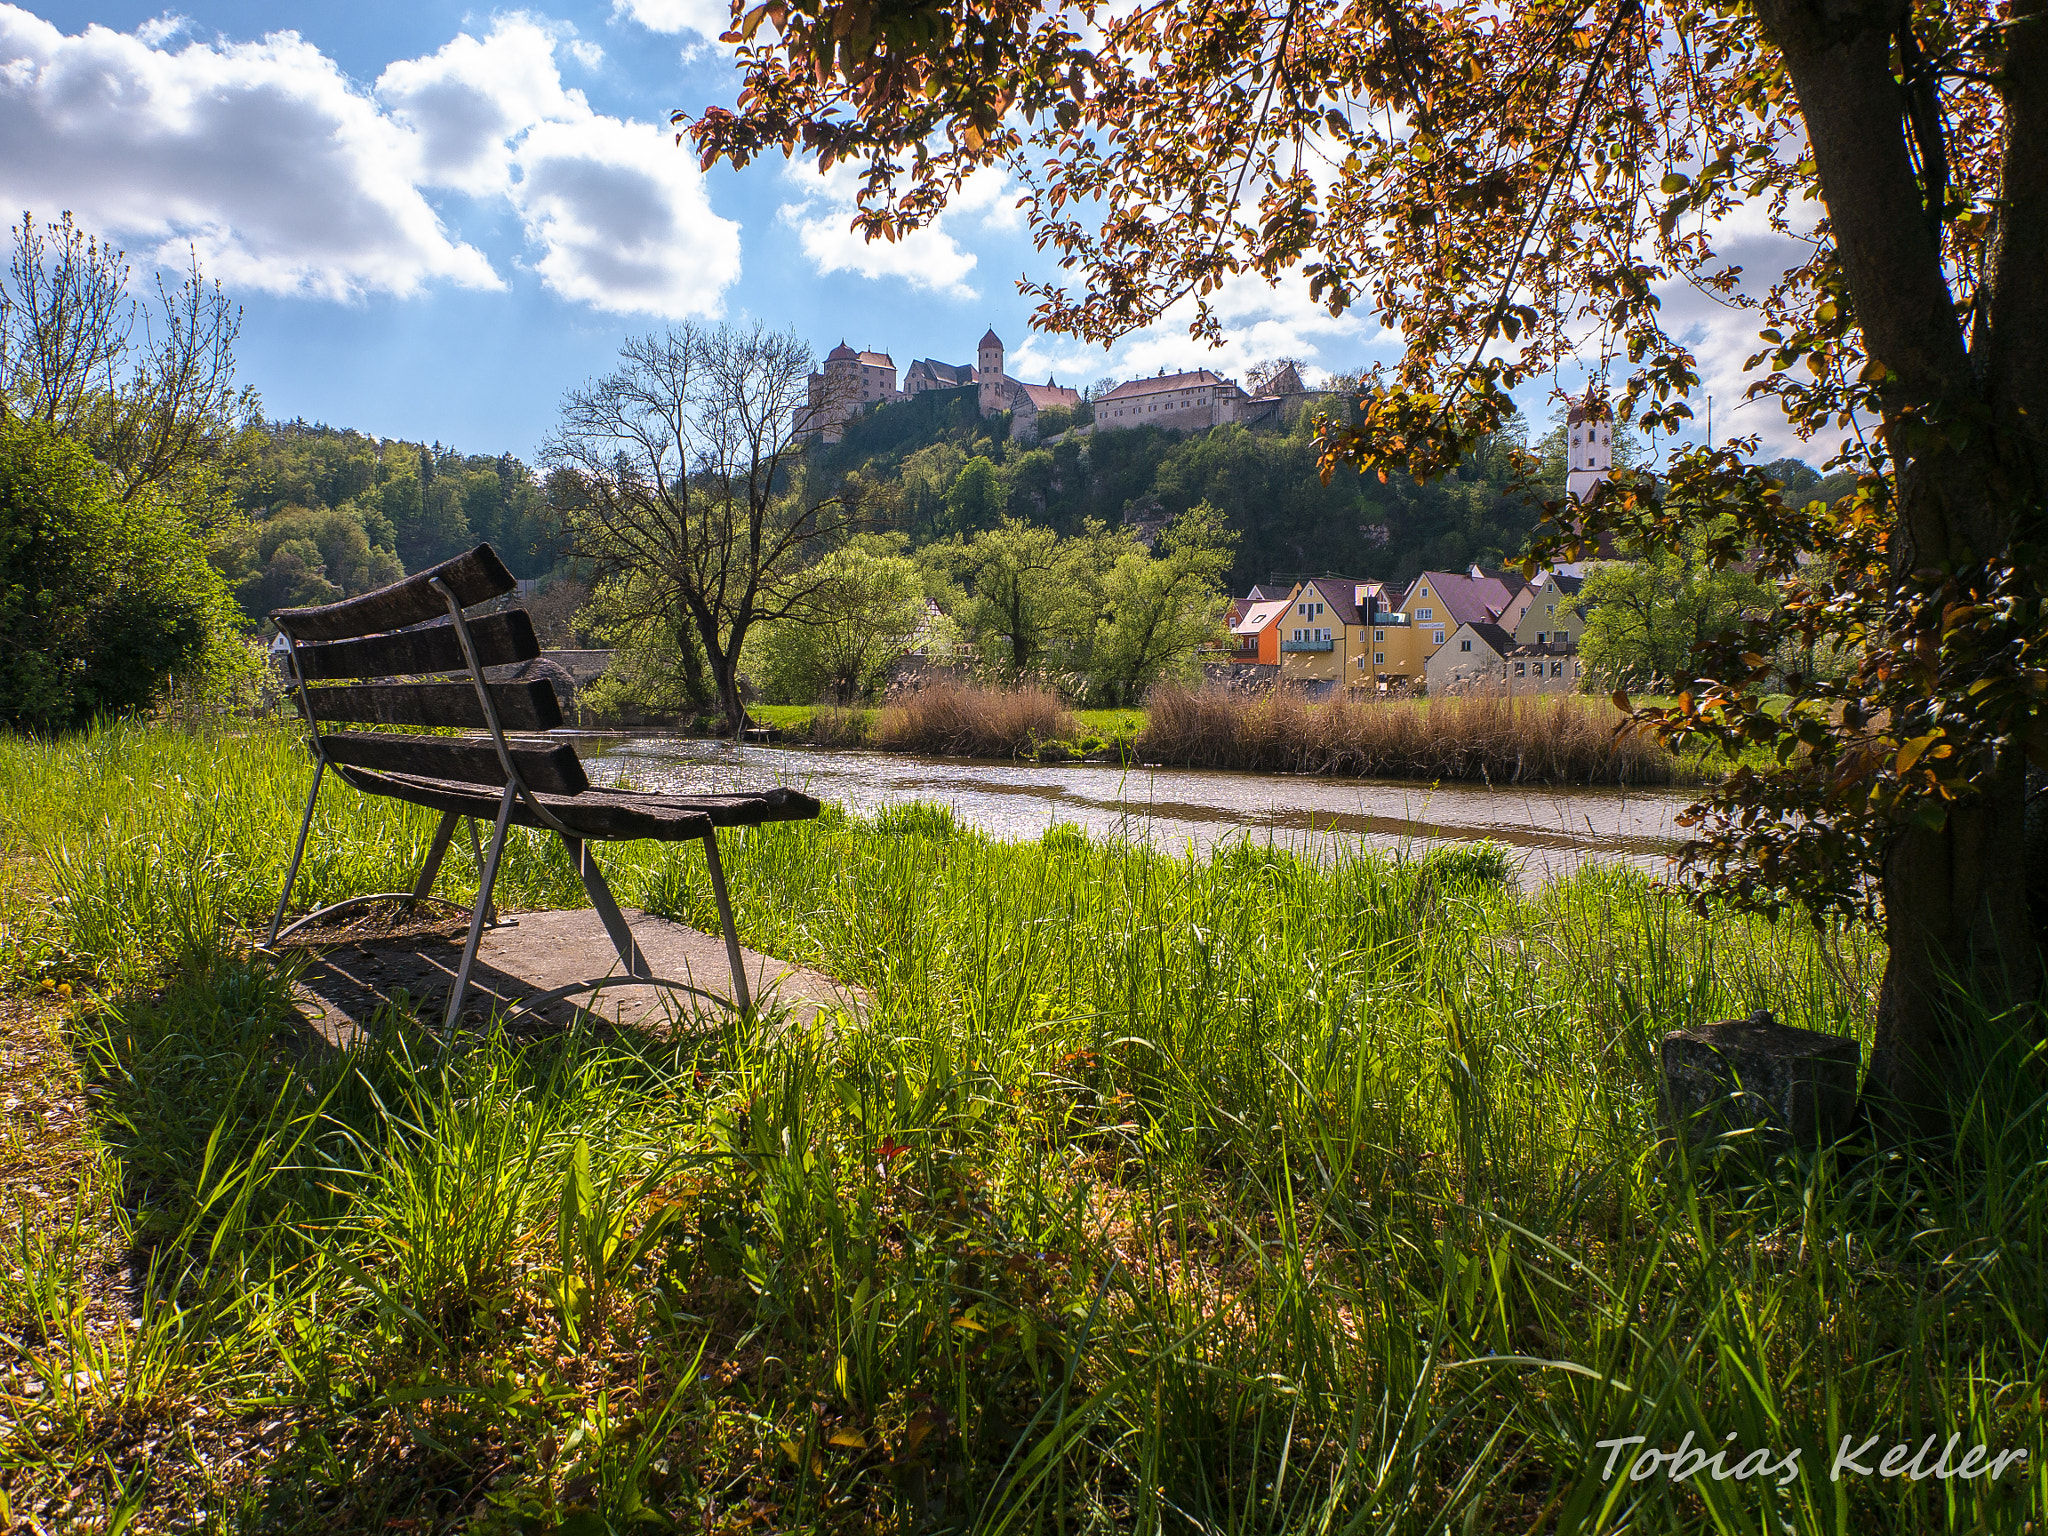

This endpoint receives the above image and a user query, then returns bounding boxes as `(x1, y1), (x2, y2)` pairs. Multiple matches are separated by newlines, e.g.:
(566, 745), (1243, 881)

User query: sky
(1, 3), (1806, 464)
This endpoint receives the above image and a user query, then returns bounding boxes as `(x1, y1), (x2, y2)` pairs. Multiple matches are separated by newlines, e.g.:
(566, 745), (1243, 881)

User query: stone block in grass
(1660, 1011), (1860, 1154)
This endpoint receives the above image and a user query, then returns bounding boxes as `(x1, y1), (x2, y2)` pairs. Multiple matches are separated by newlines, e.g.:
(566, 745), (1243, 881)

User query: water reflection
(580, 736), (1688, 886)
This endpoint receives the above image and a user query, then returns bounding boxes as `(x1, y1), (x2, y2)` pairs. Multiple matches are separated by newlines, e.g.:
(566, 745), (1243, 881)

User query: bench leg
(702, 831), (752, 1015)
(465, 817), (499, 927)
(445, 783), (516, 1034)
(411, 811), (459, 900)
(559, 835), (650, 980)
(266, 759), (327, 947)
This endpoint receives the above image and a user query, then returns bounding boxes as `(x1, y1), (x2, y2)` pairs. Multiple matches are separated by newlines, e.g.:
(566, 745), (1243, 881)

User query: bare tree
(1244, 358), (1307, 397)
(1, 211), (250, 508)
(548, 322), (859, 734)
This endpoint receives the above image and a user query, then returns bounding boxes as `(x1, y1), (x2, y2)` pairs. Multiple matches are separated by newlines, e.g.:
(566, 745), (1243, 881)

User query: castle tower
(977, 327), (1006, 416)
(1565, 395), (1612, 503)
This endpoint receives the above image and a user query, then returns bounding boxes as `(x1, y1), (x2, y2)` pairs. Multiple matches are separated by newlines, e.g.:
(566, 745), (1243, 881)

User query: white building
(1093, 369), (1251, 431)
(1565, 396), (1613, 504)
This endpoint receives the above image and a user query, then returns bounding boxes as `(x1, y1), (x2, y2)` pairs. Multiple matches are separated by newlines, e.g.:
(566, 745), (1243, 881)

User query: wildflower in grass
(874, 1137), (910, 1168)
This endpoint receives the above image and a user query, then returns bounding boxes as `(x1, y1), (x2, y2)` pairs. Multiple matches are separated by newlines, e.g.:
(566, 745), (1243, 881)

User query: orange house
(1228, 596), (1294, 665)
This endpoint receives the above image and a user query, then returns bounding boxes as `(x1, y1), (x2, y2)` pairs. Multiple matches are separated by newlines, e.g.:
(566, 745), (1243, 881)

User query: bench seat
(263, 544), (827, 1027)
(342, 767), (821, 842)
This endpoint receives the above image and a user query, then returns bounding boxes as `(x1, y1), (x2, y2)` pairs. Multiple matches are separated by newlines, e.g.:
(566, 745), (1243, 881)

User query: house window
(1514, 662), (1526, 676)
(1434, 630), (1445, 645)
(1551, 661), (1564, 676)
(1535, 632), (1546, 644)
(1374, 629), (1385, 642)
(1460, 639), (1472, 652)
(1416, 607), (1433, 622)
(1375, 653), (1386, 665)
(1546, 604), (1555, 615)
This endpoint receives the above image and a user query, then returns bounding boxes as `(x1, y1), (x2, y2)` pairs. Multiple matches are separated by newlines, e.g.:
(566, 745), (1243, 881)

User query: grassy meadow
(1, 722), (2044, 1532)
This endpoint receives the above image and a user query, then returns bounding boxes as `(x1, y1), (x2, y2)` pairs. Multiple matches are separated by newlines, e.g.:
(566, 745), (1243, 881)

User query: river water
(581, 737), (1691, 886)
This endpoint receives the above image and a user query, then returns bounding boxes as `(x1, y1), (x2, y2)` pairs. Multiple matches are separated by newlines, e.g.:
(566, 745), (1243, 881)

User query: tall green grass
(0, 720), (2042, 1532)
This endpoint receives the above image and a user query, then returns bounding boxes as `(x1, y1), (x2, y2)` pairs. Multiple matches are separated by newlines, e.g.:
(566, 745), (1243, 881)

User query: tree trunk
(1752, 0), (2048, 1136)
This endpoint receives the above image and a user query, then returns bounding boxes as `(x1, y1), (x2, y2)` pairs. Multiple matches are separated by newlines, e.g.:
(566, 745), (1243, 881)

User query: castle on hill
(807, 329), (1082, 445)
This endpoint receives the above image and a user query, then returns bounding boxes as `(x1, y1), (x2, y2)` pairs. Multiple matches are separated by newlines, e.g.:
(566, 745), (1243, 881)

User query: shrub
(0, 416), (242, 731)
(872, 679), (1079, 759)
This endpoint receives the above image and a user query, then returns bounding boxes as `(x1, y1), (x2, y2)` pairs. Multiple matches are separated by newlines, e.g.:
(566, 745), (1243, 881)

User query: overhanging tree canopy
(684, 0), (2045, 1134)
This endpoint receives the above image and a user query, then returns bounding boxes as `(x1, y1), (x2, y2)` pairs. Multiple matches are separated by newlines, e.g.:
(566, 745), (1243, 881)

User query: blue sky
(3, 3), (1793, 462)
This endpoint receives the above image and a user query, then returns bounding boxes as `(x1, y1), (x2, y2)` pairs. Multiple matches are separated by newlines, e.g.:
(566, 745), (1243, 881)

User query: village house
(1512, 570), (1585, 649)
(1228, 595), (1293, 665)
(1396, 567), (1526, 661)
(1426, 622), (1584, 694)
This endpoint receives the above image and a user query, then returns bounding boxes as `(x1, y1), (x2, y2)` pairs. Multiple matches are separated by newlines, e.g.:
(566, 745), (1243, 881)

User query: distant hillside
(811, 387), (1566, 593)
(214, 419), (571, 625)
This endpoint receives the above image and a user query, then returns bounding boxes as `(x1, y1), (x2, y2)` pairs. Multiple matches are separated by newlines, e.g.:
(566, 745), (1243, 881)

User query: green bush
(0, 416), (243, 731)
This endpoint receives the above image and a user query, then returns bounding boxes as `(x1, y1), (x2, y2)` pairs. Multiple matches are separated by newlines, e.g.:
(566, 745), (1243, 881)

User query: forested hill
(214, 420), (568, 623)
(810, 387), (1570, 594)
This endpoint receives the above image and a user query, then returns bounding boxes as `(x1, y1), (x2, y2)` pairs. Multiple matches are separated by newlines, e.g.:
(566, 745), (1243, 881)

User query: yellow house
(1398, 568), (1526, 667)
(1275, 577), (1433, 690)
(1361, 612), (1425, 687)
(1511, 570), (1585, 649)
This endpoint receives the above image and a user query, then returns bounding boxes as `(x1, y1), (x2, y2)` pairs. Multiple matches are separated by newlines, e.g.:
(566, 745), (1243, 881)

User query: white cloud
(0, 5), (498, 299)
(512, 114), (740, 318)
(777, 160), (1025, 300)
(0, 8), (742, 317)
(567, 39), (604, 69)
(612, 0), (733, 39)
(377, 17), (586, 196)
(133, 12), (189, 47)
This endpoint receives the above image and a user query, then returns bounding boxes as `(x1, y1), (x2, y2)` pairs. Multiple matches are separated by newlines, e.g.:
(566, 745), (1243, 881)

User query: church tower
(1565, 395), (1612, 503)
(976, 327), (1006, 415)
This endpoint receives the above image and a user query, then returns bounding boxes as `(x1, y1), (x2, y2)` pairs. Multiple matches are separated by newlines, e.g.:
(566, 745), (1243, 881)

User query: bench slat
(271, 546), (517, 642)
(303, 680), (563, 731)
(318, 732), (590, 795)
(293, 611), (539, 681)
(335, 769), (820, 841)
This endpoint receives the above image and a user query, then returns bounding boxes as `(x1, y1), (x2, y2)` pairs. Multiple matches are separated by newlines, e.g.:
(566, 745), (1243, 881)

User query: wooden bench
(263, 544), (819, 1029)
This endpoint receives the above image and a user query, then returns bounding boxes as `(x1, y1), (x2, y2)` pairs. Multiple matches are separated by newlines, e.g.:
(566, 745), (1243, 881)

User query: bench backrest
(270, 545), (591, 797)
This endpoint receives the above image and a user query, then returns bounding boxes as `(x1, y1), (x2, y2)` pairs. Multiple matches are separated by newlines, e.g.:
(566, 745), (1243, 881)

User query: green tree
(552, 322), (855, 735)
(1086, 501), (1236, 704)
(944, 454), (1005, 534)
(757, 540), (937, 703)
(0, 416), (241, 730)
(935, 516), (1110, 678)
(1578, 536), (1771, 692)
(686, 0), (2048, 1132)
(577, 575), (716, 723)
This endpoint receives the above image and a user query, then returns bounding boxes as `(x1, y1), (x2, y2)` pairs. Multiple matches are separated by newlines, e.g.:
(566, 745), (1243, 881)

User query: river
(580, 737), (1690, 885)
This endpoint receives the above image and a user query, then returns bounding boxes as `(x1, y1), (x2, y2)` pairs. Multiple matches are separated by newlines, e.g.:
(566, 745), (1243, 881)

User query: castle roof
(1098, 369), (1239, 400)
(1020, 381), (1081, 410)
(857, 350), (895, 368)
(1566, 392), (1610, 425)
(826, 341), (859, 362)
(980, 327), (1003, 348)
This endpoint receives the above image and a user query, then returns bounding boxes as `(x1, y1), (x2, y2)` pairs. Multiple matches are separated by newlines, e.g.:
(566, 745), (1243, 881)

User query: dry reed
(873, 679), (1080, 759)
(1134, 683), (1678, 784)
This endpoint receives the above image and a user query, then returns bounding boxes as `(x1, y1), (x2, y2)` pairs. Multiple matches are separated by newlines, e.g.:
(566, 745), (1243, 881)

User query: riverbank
(753, 681), (1690, 785)
(3, 723), (2039, 1533)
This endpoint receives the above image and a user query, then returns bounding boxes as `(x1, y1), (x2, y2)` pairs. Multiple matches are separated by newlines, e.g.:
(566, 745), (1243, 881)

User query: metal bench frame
(264, 562), (759, 1031)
